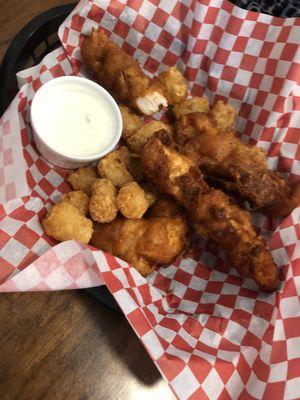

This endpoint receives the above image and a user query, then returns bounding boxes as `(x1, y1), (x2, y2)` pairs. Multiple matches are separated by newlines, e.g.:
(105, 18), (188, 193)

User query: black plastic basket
(0, 1), (298, 311)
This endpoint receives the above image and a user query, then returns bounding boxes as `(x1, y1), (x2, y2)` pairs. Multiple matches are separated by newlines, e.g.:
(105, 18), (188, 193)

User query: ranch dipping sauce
(30, 76), (122, 169)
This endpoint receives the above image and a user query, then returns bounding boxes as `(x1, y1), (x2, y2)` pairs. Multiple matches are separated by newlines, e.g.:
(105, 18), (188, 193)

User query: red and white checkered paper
(0, 0), (300, 398)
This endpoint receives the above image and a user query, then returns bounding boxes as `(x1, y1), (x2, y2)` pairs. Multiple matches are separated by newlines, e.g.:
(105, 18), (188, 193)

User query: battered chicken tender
(127, 120), (172, 153)
(81, 29), (167, 115)
(117, 182), (149, 219)
(211, 100), (237, 133)
(67, 166), (98, 196)
(42, 202), (93, 244)
(60, 191), (89, 215)
(119, 104), (144, 140)
(141, 132), (279, 291)
(90, 214), (187, 276)
(97, 147), (133, 187)
(157, 67), (188, 105)
(89, 179), (117, 223)
(173, 97), (210, 119)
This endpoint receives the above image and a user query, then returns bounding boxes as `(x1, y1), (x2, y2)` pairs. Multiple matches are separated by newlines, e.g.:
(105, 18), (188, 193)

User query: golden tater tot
(173, 97), (210, 119)
(97, 147), (133, 187)
(211, 100), (237, 133)
(117, 182), (149, 219)
(89, 179), (118, 223)
(67, 166), (98, 196)
(127, 121), (171, 154)
(119, 104), (144, 140)
(42, 202), (93, 244)
(60, 191), (89, 215)
(157, 67), (188, 105)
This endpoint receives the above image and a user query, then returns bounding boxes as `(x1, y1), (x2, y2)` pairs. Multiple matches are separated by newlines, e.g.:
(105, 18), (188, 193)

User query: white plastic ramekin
(30, 76), (122, 169)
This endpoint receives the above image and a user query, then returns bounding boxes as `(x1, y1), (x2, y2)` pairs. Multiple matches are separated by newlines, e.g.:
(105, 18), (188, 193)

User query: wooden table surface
(0, 2), (174, 399)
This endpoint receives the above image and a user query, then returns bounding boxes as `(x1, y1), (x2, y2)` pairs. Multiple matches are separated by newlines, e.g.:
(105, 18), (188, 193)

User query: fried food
(157, 66), (188, 105)
(97, 146), (133, 187)
(141, 131), (279, 291)
(90, 212), (187, 276)
(42, 202), (93, 244)
(126, 153), (144, 182)
(117, 182), (149, 219)
(67, 166), (98, 196)
(140, 183), (158, 207)
(60, 190), (89, 215)
(210, 100), (237, 133)
(89, 179), (118, 223)
(173, 97), (209, 119)
(81, 29), (167, 115)
(149, 196), (183, 218)
(181, 113), (299, 216)
(127, 120), (172, 154)
(119, 104), (144, 140)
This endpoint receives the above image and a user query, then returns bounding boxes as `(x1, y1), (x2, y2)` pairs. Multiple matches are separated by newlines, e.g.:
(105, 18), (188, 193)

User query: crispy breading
(136, 216), (187, 264)
(173, 97), (210, 119)
(157, 66), (188, 105)
(81, 29), (167, 115)
(90, 213), (187, 276)
(89, 179), (118, 223)
(211, 100), (237, 133)
(183, 113), (299, 216)
(141, 132), (279, 291)
(67, 166), (98, 196)
(119, 104), (144, 140)
(97, 146), (133, 187)
(60, 191), (89, 215)
(117, 182), (149, 219)
(127, 120), (172, 153)
(42, 202), (93, 244)
(149, 196), (183, 218)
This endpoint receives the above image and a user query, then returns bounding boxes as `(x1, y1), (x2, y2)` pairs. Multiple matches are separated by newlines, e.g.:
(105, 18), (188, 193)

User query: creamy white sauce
(33, 81), (117, 157)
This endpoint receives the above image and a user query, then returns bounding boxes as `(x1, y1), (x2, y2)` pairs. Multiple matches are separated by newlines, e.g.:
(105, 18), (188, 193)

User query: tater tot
(42, 202), (93, 244)
(211, 100), (237, 133)
(89, 179), (118, 223)
(157, 67), (188, 105)
(67, 166), (98, 196)
(119, 104), (144, 140)
(127, 121), (171, 154)
(60, 191), (89, 215)
(173, 97), (210, 119)
(117, 182), (149, 219)
(97, 147), (133, 187)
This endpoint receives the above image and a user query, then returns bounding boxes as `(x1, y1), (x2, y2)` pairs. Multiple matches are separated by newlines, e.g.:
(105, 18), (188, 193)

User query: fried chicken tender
(141, 132), (279, 291)
(42, 202), (93, 244)
(60, 191), (89, 215)
(211, 100), (237, 133)
(117, 182), (149, 219)
(89, 179), (117, 223)
(157, 67), (188, 105)
(182, 113), (300, 216)
(81, 29), (167, 115)
(67, 166), (98, 196)
(97, 146), (133, 187)
(173, 97), (209, 119)
(127, 120), (172, 154)
(119, 104), (144, 140)
(149, 196), (183, 218)
(90, 213), (187, 276)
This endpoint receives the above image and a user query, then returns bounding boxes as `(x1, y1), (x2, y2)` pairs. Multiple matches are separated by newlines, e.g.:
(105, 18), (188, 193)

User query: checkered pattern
(0, 0), (299, 398)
